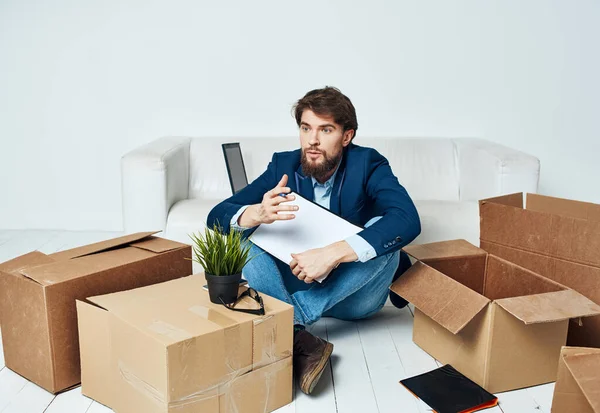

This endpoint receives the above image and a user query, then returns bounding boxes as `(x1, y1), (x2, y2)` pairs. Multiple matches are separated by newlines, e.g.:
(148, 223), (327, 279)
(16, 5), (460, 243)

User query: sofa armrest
(454, 138), (540, 201)
(121, 137), (191, 232)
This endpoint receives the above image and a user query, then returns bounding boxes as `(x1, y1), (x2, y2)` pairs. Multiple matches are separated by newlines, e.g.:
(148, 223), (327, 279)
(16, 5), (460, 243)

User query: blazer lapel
(294, 166), (314, 201)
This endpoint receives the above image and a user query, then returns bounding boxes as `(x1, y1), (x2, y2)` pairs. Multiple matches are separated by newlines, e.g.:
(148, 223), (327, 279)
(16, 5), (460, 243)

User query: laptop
(222, 142), (249, 194)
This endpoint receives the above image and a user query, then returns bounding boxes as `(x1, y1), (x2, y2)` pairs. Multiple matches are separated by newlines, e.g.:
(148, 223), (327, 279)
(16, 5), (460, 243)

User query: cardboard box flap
(19, 261), (102, 286)
(527, 193), (600, 222)
(50, 231), (160, 260)
(0, 251), (56, 275)
(495, 290), (600, 325)
(390, 261), (490, 334)
(130, 236), (187, 253)
(563, 349), (600, 412)
(403, 239), (487, 261)
(18, 247), (155, 286)
(479, 192), (524, 208)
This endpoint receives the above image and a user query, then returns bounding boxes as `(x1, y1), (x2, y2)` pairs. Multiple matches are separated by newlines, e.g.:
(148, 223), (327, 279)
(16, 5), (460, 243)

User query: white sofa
(121, 137), (540, 247)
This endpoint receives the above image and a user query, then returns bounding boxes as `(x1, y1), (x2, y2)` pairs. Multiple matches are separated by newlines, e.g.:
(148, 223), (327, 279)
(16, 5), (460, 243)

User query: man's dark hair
(293, 86), (358, 140)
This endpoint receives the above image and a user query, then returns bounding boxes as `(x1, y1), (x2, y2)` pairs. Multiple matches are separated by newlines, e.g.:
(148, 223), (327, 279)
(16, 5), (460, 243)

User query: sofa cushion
(412, 200), (480, 246)
(165, 199), (218, 244)
(165, 198), (480, 250)
(364, 138), (459, 201)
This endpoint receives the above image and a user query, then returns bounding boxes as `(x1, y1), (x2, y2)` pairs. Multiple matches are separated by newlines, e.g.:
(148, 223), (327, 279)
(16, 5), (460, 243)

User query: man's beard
(301, 147), (343, 183)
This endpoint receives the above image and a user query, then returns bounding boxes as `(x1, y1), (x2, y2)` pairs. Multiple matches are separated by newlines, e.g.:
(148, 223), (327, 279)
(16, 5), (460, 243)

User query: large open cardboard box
(480, 193), (600, 347)
(77, 274), (294, 413)
(390, 239), (600, 393)
(0, 232), (191, 393)
(550, 346), (600, 413)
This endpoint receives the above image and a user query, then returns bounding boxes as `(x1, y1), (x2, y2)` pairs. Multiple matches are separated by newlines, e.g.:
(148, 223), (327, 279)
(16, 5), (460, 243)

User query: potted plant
(189, 223), (256, 304)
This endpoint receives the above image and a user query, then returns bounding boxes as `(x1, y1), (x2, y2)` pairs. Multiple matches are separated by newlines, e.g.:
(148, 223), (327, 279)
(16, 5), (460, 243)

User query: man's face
(299, 110), (353, 182)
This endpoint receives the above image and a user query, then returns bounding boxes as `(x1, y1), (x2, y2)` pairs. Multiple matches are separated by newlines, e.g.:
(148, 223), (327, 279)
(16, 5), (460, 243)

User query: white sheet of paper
(248, 192), (363, 282)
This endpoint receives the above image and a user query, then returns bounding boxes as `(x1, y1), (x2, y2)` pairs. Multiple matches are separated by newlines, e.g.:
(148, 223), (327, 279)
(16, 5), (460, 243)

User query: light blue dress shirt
(230, 164), (377, 263)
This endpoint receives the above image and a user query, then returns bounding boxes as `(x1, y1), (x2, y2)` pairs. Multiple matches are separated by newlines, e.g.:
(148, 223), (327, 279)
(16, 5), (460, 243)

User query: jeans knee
(372, 250), (401, 276)
(361, 298), (387, 320)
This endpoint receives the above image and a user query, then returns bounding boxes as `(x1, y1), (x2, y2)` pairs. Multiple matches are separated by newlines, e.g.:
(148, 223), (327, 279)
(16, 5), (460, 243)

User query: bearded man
(207, 86), (421, 394)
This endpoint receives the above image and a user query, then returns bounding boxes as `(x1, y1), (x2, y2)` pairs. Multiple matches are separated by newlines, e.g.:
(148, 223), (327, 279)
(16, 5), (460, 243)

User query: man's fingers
(270, 175), (290, 198)
(273, 194), (296, 205)
(297, 271), (314, 283)
(269, 186), (291, 199)
(278, 174), (288, 188)
(276, 204), (299, 212)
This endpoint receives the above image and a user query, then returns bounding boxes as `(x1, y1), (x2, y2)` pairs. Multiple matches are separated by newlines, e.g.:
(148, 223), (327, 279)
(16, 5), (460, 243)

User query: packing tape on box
(116, 304), (291, 412)
(252, 315), (274, 326)
(118, 357), (291, 413)
(254, 316), (277, 370)
(187, 304), (290, 370)
(188, 305), (239, 326)
(147, 321), (193, 341)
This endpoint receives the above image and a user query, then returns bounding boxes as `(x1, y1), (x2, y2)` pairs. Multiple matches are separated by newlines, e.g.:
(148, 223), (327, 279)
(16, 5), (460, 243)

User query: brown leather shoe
(293, 329), (334, 395)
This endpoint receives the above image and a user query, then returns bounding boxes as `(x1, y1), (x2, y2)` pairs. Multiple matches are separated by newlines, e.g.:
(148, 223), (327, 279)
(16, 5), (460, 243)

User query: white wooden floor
(0, 230), (555, 413)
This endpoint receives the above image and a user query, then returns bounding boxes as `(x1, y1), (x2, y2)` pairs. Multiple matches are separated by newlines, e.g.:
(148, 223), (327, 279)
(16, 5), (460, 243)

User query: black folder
(400, 364), (498, 413)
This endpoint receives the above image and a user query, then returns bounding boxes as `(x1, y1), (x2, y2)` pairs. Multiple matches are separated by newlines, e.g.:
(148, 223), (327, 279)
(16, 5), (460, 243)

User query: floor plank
(326, 318), (379, 413)
(527, 383), (555, 413)
(385, 306), (437, 378)
(85, 402), (113, 413)
(0, 381), (54, 413)
(355, 308), (421, 413)
(44, 387), (93, 413)
(0, 230), (17, 247)
(0, 368), (29, 411)
(294, 319), (337, 413)
(0, 230), (58, 262)
(0, 368), (54, 413)
(496, 388), (542, 413)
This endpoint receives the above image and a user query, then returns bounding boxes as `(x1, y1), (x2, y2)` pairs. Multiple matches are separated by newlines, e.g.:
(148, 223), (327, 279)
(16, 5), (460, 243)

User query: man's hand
(238, 174), (299, 227)
(290, 241), (359, 284)
(290, 248), (337, 284)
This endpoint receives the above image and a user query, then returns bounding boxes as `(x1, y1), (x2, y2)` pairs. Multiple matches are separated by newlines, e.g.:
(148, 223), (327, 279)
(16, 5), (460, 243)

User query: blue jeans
(242, 242), (400, 326)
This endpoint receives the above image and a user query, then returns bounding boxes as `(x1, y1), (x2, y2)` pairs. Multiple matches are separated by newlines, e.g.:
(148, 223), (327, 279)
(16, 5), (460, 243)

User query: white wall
(1, 0), (598, 231)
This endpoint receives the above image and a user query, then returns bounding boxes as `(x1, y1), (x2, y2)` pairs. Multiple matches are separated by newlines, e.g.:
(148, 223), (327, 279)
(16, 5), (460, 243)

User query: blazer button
(384, 243), (389, 248)
(395, 236), (402, 242)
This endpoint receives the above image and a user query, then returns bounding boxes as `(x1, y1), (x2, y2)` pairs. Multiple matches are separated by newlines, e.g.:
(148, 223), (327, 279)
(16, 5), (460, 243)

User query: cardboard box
(390, 239), (600, 393)
(480, 193), (600, 347)
(551, 346), (600, 413)
(76, 275), (294, 413)
(0, 232), (191, 394)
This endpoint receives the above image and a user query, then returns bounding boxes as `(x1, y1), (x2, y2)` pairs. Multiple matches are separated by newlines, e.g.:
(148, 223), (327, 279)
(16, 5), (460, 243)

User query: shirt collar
(311, 156), (342, 189)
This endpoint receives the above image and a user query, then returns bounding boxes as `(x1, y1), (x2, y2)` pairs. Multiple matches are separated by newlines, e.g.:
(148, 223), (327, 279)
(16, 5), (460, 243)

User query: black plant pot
(205, 272), (242, 304)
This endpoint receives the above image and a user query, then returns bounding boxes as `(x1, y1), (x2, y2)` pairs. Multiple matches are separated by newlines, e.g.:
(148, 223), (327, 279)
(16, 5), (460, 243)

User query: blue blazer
(207, 143), (421, 257)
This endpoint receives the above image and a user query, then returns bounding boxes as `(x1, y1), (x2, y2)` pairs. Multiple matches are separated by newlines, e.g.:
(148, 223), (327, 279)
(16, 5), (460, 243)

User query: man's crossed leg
(242, 242), (401, 394)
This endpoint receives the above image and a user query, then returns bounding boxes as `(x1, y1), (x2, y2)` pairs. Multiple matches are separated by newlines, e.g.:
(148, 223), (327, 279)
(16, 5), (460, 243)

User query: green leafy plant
(189, 223), (257, 276)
